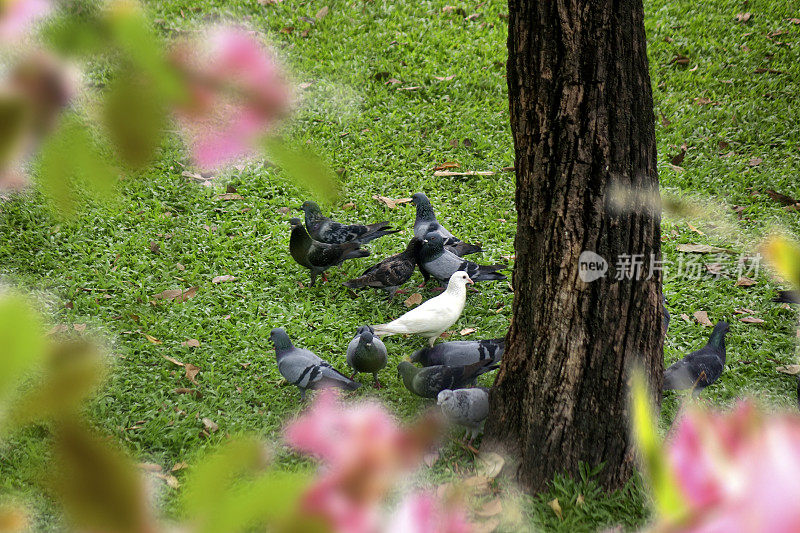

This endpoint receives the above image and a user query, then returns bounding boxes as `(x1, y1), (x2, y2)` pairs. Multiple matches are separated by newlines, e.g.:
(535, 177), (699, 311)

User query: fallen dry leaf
(176, 262), (185, 271)
(73, 323), (86, 332)
(149, 241), (160, 254)
(735, 276), (757, 287)
(373, 195), (412, 209)
(675, 244), (732, 254)
(143, 333), (162, 344)
(404, 293), (423, 307)
(706, 263), (723, 275)
(694, 310), (713, 326)
(680, 313), (692, 323)
(736, 12), (752, 22)
(171, 461), (188, 472)
(432, 161), (460, 172)
(459, 328), (476, 336)
(433, 170), (496, 177)
(202, 417), (218, 432)
(687, 223), (705, 235)
(153, 286), (198, 303)
(576, 494), (585, 506)
(315, 5), (328, 20)
(173, 387), (201, 398)
(740, 316), (765, 324)
(549, 498), (563, 520)
(153, 472), (180, 489)
(733, 308), (757, 315)
(777, 365), (800, 375)
(670, 54), (690, 65)
(184, 363), (201, 385)
(138, 462), (162, 472)
(670, 149), (686, 166)
(765, 189), (798, 206)
(164, 355), (184, 366)
(433, 75), (456, 81)
(748, 157), (763, 166)
(342, 202), (355, 210)
(181, 339), (200, 348)
(214, 193), (244, 201)
(212, 275), (236, 284)
(475, 499), (503, 518)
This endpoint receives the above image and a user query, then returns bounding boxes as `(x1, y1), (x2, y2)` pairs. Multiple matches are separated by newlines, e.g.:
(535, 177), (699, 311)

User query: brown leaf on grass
(201, 418), (218, 432)
(47, 324), (69, 335)
(777, 365), (800, 375)
(397, 86), (422, 91)
(735, 12), (752, 22)
(476, 452), (504, 479)
(753, 68), (783, 74)
(548, 498), (563, 520)
(748, 157), (763, 166)
(149, 241), (160, 254)
(315, 6), (329, 20)
(765, 189), (798, 206)
(385, 78), (401, 85)
(279, 26), (294, 34)
(212, 275), (236, 284)
(680, 313), (691, 323)
(577, 494), (585, 506)
(676, 244), (732, 253)
(258, 0), (283, 5)
(735, 276), (757, 287)
(153, 287), (198, 302)
(718, 140), (730, 151)
(476, 499), (503, 518)
(176, 262), (185, 271)
(163, 355), (184, 366)
(404, 293), (423, 307)
(670, 54), (690, 65)
(143, 333), (162, 344)
(342, 202), (355, 210)
(432, 161), (460, 172)
(694, 97), (719, 106)
(184, 364), (201, 385)
(706, 263), (723, 275)
(694, 311), (713, 326)
(73, 323), (87, 332)
(790, 18), (800, 24)
(740, 316), (765, 324)
(137, 462), (162, 472)
(152, 472), (180, 489)
(432, 170), (496, 177)
(670, 149), (686, 166)
(734, 308), (757, 314)
(214, 193), (244, 201)
(170, 461), (188, 472)
(687, 223), (705, 235)
(433, 75), (456, 81)
(373, 195), (412, 209)
(181, 339), (200, 348)
(460, 328), (476, 336)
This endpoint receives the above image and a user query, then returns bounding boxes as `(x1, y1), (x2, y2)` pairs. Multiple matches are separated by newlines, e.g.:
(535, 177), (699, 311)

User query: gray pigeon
(346, 325), (388, 388)
(289, 218), (370, 286)
(301, 201), (399, 244)
(411, 192), (482, 256)
(437, 387), (490, 445)
(418, 232), (506, 284)
(410, 338), (504, 367)
(343, 238), (421, 296)
(397, 360), (498, 399)
(663, 321), (729, 396)
(663, 295), (670, 335)
(269, 328), (360, 400)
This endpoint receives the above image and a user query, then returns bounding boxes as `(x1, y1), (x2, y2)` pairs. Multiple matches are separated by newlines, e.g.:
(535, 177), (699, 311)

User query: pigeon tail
(343, 249), (370, 261)
(447, 242), (483, 257)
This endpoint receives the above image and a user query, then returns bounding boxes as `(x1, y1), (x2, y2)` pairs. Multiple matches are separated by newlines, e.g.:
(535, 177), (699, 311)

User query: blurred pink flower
(0, 0), (51, 43)
(386, 491), (472, 533)
(171, 25), (290, 170)
(284, 389), (454, 533)
(662, 401), (800, 532)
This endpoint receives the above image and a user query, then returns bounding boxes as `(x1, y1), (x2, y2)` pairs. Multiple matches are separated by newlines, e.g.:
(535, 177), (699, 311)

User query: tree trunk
(484, 0), (663, 492)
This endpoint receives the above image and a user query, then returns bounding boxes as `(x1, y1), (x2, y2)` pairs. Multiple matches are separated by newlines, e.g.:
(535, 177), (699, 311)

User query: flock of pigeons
(272, 192), (746, 445)
(275, 193), (508, 444)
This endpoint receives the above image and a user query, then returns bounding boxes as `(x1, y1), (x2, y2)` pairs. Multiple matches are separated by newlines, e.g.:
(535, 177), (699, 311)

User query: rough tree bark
(483, 0), (664, 492)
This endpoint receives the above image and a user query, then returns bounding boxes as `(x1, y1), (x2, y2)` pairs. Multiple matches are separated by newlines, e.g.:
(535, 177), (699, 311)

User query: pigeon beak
(423, 239), (428, 244)
(466, 276), (474, 285)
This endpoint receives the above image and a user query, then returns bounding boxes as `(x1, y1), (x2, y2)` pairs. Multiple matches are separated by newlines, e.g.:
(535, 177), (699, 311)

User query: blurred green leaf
(630, 371), (687, 524)
(37, 116), (118, 215)
(102, 69), (166, 168)
(763, 236), (800, 290)
(7, 340), (105, 427)
(199, 470), (314, 533)
(49, 420), (152, 533)
(0, 95), (30, 169)
(0, 294), (45, 403)
(264, 138), (339, 202)
(41, 10), (107, 57)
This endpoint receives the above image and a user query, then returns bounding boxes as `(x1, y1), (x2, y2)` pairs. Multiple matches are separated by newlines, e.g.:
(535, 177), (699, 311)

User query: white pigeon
(372, 271), (473, 346)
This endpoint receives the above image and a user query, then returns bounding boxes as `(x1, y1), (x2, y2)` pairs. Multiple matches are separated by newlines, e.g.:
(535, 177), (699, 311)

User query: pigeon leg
(373, 373), (382, 389)
(299, 388), (307, 401)
(350, 372), (358, 380)
(428, 336), (438, 347)
(309, 273), (317, 287)
(322, 272), (329, 282)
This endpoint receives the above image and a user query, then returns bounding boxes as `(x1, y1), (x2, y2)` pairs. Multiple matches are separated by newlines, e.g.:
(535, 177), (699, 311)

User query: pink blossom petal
(0, 0), (51, 43)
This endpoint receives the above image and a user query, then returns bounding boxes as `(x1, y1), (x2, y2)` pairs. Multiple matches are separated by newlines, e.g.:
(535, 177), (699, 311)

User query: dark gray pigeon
(663, 295), (670, 335)
(289, 218), (370, 286)
(346, 325), (388, 388)
(410, 338), (504, 367)
(437, 387), (489, 445)
(343, 238), (421, 296)
(411, 192), (482, 256)
(663, 321), (729, 396)
(269, 328), (360, 400)
(773, 290), (800, 304)
(397, 360), (498, 399)
(419, 232), (506, 284)
(301, 201), (399, 244)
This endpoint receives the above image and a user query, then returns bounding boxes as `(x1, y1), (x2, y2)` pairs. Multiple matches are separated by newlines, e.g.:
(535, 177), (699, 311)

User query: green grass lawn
(1, 0), (799, 530)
